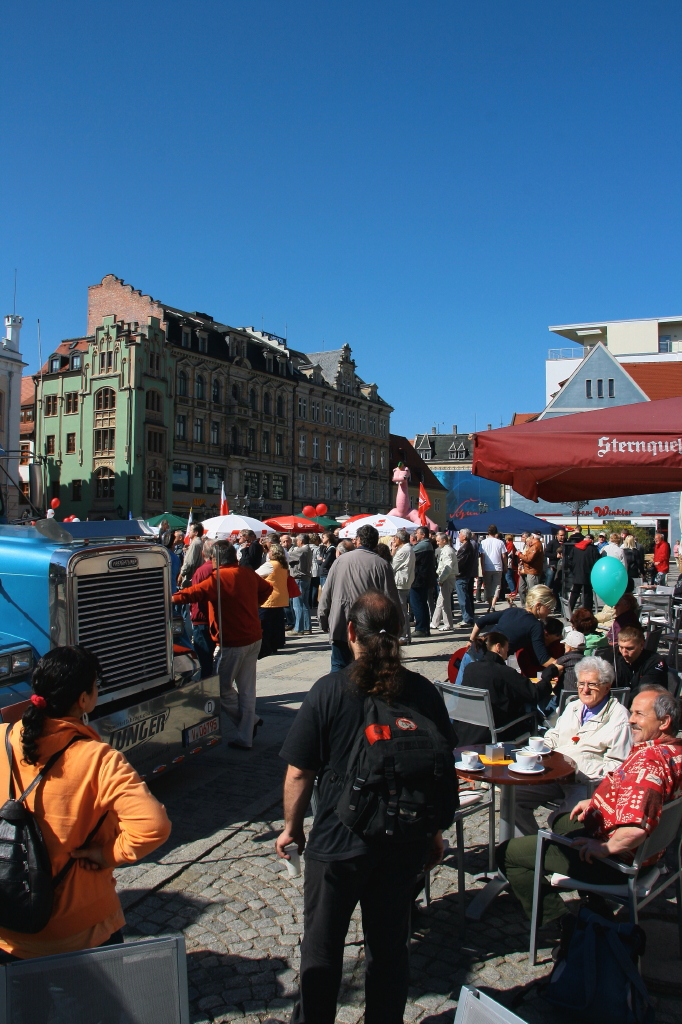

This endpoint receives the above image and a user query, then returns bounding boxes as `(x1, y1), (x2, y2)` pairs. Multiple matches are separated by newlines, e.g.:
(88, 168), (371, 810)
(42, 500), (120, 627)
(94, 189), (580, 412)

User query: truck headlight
(0, 657), (10, 678)
(11, 650), (32, 674)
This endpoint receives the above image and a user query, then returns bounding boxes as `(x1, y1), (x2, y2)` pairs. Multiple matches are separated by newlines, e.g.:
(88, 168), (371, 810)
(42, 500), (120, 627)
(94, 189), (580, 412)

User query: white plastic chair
(454, 984), (528, 1024)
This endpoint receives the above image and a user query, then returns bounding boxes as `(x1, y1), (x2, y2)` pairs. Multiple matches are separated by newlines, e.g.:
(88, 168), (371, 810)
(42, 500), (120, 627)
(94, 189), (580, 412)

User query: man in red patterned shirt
(498, 685), (682, 925)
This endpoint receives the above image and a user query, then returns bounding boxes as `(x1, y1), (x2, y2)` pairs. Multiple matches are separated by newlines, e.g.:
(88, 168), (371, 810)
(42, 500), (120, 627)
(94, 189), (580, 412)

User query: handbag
(286, 574), (301, 599)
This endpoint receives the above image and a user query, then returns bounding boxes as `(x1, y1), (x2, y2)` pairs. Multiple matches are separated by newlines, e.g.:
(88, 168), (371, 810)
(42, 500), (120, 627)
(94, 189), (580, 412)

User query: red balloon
(50, 497), (60, 509)
(315, 504), (328, 516)
(302, 505), (316, 519)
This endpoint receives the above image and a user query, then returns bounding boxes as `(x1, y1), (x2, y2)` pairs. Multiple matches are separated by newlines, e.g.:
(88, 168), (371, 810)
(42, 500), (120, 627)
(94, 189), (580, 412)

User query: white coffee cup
(515, 752), (540, 770)
(528, 736), (545, 752)
(283, 844), (301, 877)
(461, 750), (481, 769)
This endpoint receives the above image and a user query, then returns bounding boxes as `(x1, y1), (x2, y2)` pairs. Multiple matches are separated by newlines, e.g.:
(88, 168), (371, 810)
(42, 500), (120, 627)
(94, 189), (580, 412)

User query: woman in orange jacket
(0, 646), (171, 961)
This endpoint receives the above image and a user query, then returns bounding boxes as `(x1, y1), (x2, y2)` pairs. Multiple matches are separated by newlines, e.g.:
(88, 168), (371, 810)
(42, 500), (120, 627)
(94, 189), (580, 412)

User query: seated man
(499, 686), (682, 927)
(514, 657), (632, 834)
(454, 632), (554, 746)
(614, 625), (668, 698)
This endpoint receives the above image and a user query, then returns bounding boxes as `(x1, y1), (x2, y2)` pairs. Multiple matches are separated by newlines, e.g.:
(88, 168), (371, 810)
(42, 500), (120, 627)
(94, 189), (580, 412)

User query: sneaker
(437, 625), (451, 632)
(412, 630), (430, 638)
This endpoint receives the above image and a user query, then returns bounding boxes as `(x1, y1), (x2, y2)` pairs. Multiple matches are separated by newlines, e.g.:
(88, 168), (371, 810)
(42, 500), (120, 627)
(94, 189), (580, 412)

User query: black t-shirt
(475, 607), (549, 665)
(279, 666), (456, 861)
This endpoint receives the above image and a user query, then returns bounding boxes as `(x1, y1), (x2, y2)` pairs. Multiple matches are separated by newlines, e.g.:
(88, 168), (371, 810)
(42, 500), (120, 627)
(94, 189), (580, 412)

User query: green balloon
(590, 556), (628, 607)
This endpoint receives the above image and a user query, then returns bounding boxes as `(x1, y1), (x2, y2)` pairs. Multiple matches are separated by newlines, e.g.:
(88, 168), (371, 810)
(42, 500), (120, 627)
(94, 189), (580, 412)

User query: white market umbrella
(339, 514), (418, 538)
(200, 514), (275, 539)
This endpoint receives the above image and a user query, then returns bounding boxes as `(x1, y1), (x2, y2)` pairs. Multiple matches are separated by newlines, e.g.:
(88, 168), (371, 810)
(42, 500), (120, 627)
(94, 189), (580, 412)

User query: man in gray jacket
(391, 528), (416, 645)
(288, 533), (313, 635)
(318, 525), (404, 671)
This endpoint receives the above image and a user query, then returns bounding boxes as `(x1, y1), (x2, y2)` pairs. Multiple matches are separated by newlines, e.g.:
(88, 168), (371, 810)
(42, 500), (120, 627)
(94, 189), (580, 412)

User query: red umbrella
(473, 396), (682, 502)
(263, 515), (324, 533)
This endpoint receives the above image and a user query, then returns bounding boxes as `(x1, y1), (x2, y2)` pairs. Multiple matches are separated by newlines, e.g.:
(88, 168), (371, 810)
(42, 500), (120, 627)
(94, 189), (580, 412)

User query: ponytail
(21, 646), (101, 765)
(348, 590), (404, 702)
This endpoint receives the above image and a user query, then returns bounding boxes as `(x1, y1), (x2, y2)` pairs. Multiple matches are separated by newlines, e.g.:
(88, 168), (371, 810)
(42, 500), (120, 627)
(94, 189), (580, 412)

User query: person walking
(430, 532), (457, 631)
(569, 533), (601, 611)
(480, 525), (508, 612)
(622, 533), (645, 592)
(309, 535), (321, 610)
(256, 542), (290, 655)
(179, 522), (205, 587)
(276, 591), (457, 1024)
(289, 533), (314, 636)
(391, 528), (415, 644)
(517, 531), (544, 606)
(317, 532), (337, 590)
(318, 525), (403, 671)
(410, 526), (438, 637)
(544, 527), (566, 594)
(455, 527), (477, 626)
(189, 539), (216, 678)
(173, 540), (272, 749)
(504, 534), (519, 604)
(653, 531), (671, 584)
(0, 646), (170, 962)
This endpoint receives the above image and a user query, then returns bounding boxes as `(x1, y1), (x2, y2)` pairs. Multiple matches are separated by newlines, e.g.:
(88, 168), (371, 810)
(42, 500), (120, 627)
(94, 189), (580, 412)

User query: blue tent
(447, 505), (560, 535)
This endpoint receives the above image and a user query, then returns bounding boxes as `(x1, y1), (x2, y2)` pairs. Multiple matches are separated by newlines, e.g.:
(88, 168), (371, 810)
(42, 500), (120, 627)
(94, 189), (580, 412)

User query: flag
(418, 483), (431, 526)
(184, 508), (193, 545)
(220, 481), (229, 516)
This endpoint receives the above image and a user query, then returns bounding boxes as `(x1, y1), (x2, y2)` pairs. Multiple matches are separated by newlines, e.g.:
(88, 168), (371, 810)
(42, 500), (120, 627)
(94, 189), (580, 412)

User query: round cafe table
(455, 743), (575, 920)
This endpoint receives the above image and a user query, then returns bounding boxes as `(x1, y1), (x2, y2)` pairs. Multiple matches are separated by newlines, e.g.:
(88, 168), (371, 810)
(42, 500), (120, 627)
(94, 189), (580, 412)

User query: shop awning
(447, 506), (560, 535)
(472, 397), (682, 502)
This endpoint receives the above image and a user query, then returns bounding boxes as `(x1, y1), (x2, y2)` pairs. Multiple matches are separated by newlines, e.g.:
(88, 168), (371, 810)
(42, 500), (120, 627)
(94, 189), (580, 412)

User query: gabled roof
(37, 337), (90, 375)
(511, 412), (539, 425)
(388, 435), (447, 491)
(620, 362), (682, 401)
(538, 342), (649, 418)
(302, 349), (347, 387)
(412, 432), (473, 461)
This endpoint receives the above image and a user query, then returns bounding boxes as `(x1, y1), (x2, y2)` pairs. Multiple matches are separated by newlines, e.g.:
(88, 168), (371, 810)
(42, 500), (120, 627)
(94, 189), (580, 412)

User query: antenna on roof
(13, 269), (17, 315)
(285, 322), (287, 341)
(322, 338), (325, 351)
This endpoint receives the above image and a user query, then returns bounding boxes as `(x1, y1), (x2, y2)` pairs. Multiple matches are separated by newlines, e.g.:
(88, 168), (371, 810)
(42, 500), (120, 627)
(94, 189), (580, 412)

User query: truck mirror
(34, 518), (73, 544)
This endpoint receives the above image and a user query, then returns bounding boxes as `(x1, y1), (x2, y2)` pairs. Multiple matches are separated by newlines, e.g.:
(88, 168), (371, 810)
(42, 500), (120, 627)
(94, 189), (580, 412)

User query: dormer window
(422, 449), (431, 460)
(49, 357), (60, 373)
(181, 330), (191, 349)
(197, 334), (208, 353)
(71, 354), (82, 370)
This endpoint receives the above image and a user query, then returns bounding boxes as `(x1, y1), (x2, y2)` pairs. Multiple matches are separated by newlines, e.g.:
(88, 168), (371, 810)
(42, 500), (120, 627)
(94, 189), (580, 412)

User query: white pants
(483, 570), (502, 606)
(431, 579), (455, 628)
(216, 640), (261, 747)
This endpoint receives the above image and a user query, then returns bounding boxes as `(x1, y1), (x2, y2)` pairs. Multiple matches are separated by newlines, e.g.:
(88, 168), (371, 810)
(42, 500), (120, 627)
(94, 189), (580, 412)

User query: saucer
(455, 761), (485, 771)
(508, 763), (545, 774)
(515, 745), (551, 757)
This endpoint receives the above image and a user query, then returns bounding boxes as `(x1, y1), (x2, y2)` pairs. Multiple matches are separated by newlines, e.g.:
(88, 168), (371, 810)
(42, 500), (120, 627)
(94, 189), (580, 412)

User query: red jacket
(654, 540), (670, 574)
(173, 565), (272, 647)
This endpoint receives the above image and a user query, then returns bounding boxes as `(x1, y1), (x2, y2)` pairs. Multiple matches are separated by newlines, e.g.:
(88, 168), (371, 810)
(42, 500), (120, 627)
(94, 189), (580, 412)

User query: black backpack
(0, 726), (105, 934)
(334, 696), (458, 843)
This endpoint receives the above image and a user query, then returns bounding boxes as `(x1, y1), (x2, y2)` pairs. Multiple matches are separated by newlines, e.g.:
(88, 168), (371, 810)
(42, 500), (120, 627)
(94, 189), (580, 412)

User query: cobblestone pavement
(115, 621), (682, 1024)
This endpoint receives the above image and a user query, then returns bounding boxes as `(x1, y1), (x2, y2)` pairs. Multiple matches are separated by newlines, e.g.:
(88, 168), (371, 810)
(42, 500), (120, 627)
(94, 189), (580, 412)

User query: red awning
(472, 397), (682, 502)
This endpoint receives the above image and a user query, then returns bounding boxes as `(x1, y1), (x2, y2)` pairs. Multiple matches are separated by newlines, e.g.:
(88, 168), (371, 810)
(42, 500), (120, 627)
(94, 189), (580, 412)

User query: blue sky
(1, 2), (680, 435)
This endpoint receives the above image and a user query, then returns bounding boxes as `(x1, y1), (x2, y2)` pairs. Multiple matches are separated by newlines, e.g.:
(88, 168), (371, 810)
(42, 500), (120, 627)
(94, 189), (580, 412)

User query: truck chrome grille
(75, 568), (169, 691)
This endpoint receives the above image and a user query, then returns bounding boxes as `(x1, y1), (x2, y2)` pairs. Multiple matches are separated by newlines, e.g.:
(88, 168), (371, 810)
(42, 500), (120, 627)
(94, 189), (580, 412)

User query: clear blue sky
(2, 2), (680, 435)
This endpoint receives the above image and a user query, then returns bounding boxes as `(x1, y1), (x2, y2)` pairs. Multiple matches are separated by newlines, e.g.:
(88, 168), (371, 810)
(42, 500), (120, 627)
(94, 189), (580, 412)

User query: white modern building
(0, 314), (27, 520)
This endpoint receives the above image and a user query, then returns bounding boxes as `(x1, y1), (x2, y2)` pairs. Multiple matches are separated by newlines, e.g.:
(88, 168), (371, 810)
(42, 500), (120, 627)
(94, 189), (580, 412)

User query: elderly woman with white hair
(514, 656), (632, 835)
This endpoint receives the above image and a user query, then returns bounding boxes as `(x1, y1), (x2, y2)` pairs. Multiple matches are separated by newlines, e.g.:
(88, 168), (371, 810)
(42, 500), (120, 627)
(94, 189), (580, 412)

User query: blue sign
(433, 471), (502, 522)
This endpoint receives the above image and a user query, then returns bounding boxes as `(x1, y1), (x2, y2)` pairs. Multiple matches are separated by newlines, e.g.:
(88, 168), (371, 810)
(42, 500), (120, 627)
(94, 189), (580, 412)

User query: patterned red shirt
(584, 736), (682, 863)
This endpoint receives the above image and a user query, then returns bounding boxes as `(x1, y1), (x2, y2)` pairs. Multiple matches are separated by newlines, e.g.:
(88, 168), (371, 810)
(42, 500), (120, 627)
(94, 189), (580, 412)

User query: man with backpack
(275, 590), (458, 1024)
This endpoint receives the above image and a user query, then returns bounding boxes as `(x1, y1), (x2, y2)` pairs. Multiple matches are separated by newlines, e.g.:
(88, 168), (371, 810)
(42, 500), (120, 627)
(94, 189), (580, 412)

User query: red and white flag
(418, 483), (431, 526)
(184, 508), (193, 545)
(220, 481), (229, 516)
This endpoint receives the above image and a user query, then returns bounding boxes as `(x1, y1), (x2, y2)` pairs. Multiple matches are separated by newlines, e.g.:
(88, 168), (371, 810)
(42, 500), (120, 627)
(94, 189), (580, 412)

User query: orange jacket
(518, 537), (545, 576)
(173, 564), (273, 646)
(0, 718), (170, 956)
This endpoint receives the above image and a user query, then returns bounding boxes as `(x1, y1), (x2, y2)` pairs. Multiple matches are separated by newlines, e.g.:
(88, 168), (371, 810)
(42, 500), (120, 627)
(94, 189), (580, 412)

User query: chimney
(431, 427), (436, 434)
(452, 424), (457, 434)
(2, 314), (22, 353)
(487, 423), (492, 431)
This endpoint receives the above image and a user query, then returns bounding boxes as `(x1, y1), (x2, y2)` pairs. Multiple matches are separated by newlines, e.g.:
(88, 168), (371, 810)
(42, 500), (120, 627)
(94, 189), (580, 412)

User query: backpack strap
(384, 755), (398, 836)
(52, 811), (109, 889)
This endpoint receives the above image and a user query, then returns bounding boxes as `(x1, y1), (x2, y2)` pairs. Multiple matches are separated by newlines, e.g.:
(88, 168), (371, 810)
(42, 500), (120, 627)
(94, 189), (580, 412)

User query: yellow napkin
(478, 754), (514, 765)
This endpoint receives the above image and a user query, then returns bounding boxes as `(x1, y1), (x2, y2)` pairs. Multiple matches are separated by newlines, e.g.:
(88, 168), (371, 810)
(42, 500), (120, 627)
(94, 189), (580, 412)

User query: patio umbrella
(308, 515), (341, 529)
(263, 515), (324, 533)
(201, 514), (275, 539)
(146, 513), (188, 530)
(339, 514), (418, 538)
(472, 397), (682, 502)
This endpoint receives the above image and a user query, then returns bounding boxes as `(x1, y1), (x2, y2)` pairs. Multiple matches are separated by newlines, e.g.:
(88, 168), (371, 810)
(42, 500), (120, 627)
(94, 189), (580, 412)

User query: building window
(147, 430), (164, 454)
(66, 433), (76, 454)
(196, 374), (206, 400)
(244, 471), (259, 496)
(323, 404), (333, 424)
(608, 378), (615, 398)
(359, 412), (366, 432)
(585, 379), (592, 399)
(263, 392), (271, 414)
(210, 421), (219, 445)
(337, 441), (344, 463)
(348, 410), (356, 430)
(313, 436), (320, 458)
(145, 390), (161, 412)
(20, 442), (31, 465)
(248, 428), (256, 451)
(94, 428), (115, 454)
(231, 382), (240, 401)
(597, 378), (604, 399)
(379, 419), (387, 437)
(299, 432), (307, 457)
(272, 474), (286, 500)
(95, 467), (115, 500)
(194, 465), (204, 492)
(265, 354), (273, 373)
(99, 351), (113, 373)
(275, 433), (283, 456)
(45, 395), (58, 416)
(262, 430), (270, 454)
(370, 482), (376, 502)
(311, 400), (320, 421)
(249, 388), (257, 412)
(659, 336), (672, 353)
(193, 418), (204, 443)
(336, 478), (344, 500)
(325, 439), (332, 461)
(65, 392), (79, 414)
(49, 357), (60, 373)
(298, 472), (307, 497)
(20, 407), (34, 423)
(370, 448), (376, 468)
(147, 469), (163, 501)
(173, 462), (190, 491)
(380, 449), (386, 470)
(312, 475), (319, 498)
(324, 476), (331, 499)
(46, 435), (55, 455)
(262, 474), (270, 498)
(72, 479), (82, 502)
(434, 498), (441, 512)
(348, 476), (355, 498)
(181, 329), (191, 348)
(380, 483), (386, 504)
(336, 407), (344, 427)
(198, 335), (207, 353)
(349, 443), (356, 464)
(207, 466), (223, 494)
(177, 370), (188, 397)
(360, 445), (366, 467)
(176, 415), (186, 440)
(276, 394), (284, 417)
(212, 378), (220, 403)
(95, 387), (116, 411)
(422, 448), (431, 460)
(298, 396), (307, 418)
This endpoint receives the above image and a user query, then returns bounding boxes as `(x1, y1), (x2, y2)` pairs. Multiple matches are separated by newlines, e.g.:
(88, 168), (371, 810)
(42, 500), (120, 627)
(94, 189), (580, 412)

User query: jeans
(291, 844), (428, 1024)
(654, 571), (668, 585)
(331, 640), (353, 672)
(192, 623), (214, 678)
(310, 577), (320, 608)
(397, 590), (411, 640)
(409, 585), (430, 633)
(216, 639), (261, 746)
(293, 578), (311, 632)
(517, 573), (540, 606)
(545, 565), (556, 589)
(569, 583), (593, 612)
(455, 578), (475, 624)
(505, 568), (517, 595)
(285, 598), (296, 628)
(431, 579), (454, 628)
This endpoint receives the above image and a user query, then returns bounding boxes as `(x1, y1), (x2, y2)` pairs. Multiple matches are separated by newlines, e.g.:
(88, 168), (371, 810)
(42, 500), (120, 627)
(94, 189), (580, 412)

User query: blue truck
(0, 517), (221, 780)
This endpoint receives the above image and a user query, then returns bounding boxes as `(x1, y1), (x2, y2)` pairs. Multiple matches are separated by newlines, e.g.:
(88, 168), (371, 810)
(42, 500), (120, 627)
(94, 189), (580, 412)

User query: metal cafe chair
(529, 795), (682, 965)
(557, 687), (629, 716)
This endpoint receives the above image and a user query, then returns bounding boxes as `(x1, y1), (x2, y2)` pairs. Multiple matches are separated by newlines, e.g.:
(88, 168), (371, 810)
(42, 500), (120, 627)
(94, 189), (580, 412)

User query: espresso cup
(461, 750), (480, 769)
(528, 736), (545, 752)
(515, 752), (539, 770)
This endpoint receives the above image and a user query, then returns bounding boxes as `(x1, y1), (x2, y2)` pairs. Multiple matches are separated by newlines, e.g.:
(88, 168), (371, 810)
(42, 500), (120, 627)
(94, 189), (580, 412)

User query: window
(207, 466), (223, 494)
(145, 390), (161, 412)
(370, 482), (376, 502)
(49, 357), (60, 373)
(311, 400), (320, 421)
(147, 469), (163, 501)
(66, 392), (78, 414)
(323, 404), (333, 424)
(380, 483), (386, 504)
(272, 474), (286, 500)
(248, 428), (256, 451)
(457, 446), (466, 460)
(196, 374), (206, 400)
(337, 441), (344, 463)
(422, 448), (431, 460)
(299, 433), (307, 457)
(312, 475), (319, 498)
(51, 479), (60, 501)
(95, 387), (116, 411)
(262, 430), (270, 454)
(72, 479), (82, 502)
(230, 425), (239, 447)
(177, 370), (188, 397)
(45, 395), (58, 416)
(313, 436), (320, 458)
(99, 351), (113, 373)
(193, 418), (204, 443)
(265, 354), (273, 373)
(359, 412), (366, 432)
(369, 416), (377, 435)
(197, 335), (207, 353)
(212, 379), (221, 403)
(276, 394), (284, 417)
(147, 430), (164, 454)
(336, 407), (344, 427)
(348, 476), (355, 498)
(263, 392), (272, 414)
(71, 354), (82, 371)
(298, 396), (307, 418)
(659, 336), (672, 353)
(370, 448), (376, 468)
(348, 410), (356, 430)
(434, 498), (441, 512)
(597, 378), (604, 399)
(585, 379), (593, 399)
(194, 465), (204, 492)
(360, 445), (366, 466)
(210, 421), (219, 445)
(349, 443), (356, 464)
(262, 474), (270, 498)
(95, 467), (115, 499)
(20, 408), (34, 423)
(20, 443), (30, 465)
(173, 462), (190, 491)
(336, 478), (344, 500)
(244, 471), (259, 496)
(176, 415), (186, 440)
(94, 428), (115, 454)
(232, 382), (240, 401)
(608, 378), (615, 398)
(275, 433), (283, 456)
(325, 439), (332, 461)
(46, 435), (55, 455)
(249, 388), (257, 412)
(379, 419), (387, 438)
(181, 329), (191, 348)
(380, 449), (386, 470)
(66, 433), (76, 454)
(298, 472), (307, 497)
(324, 476), (331, 499)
